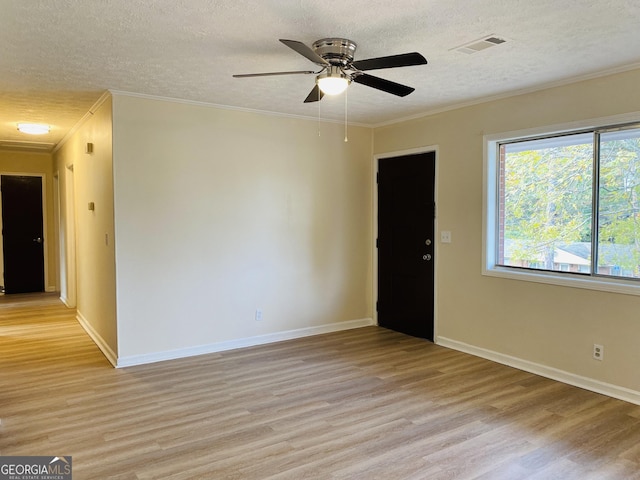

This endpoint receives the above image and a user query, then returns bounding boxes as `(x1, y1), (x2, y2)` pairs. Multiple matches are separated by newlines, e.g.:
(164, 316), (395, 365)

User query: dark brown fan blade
(280, 39), (330, 66)
(303, 85), (324, 103)
(233, 70), (315, 78)
(351, 52), (427, 71)
(352, 73), (415, 97)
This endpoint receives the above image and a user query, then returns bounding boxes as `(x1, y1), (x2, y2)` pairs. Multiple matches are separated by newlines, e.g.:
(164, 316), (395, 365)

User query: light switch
(440, 231), (452, 243)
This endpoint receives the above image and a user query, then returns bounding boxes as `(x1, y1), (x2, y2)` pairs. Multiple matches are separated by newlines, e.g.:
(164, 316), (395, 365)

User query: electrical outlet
(593, 344), (604, 361)
(440, 231), (452, 243)
(255, 309), (263, 321)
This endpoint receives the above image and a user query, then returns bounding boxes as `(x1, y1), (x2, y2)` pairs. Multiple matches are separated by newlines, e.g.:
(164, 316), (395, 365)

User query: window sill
(482, 265), (640, 297)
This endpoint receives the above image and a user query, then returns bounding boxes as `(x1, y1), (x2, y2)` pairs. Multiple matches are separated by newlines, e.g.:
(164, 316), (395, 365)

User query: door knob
(425, 239), (431, 246)
(423, 254), (432, 261)
(33, 237), (42, 244)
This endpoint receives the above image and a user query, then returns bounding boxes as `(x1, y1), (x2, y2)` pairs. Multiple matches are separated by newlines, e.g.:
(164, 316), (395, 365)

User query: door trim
(0, 172), (52, 293)
(61, 164), (77, 308)
(373, 146), (439, 341)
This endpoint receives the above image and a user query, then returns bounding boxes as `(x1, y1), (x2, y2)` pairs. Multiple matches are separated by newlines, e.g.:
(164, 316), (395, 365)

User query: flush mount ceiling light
(17, 123), (50, 135)
(316, 66), (351, 95)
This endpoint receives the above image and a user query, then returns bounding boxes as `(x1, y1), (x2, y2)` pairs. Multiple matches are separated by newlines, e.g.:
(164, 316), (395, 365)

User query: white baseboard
(116, 318), (375, 368)
(76, 310), (118, 367)
(60, 295), (71, 308)
(437, 336), (640, 406)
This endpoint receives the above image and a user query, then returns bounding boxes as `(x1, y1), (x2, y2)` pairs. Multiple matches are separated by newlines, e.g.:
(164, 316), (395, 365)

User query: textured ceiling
(2, 0), (640, 151)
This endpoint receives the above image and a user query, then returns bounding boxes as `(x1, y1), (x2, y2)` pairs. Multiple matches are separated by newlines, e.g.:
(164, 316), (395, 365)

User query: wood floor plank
(2, 293), (640, 479)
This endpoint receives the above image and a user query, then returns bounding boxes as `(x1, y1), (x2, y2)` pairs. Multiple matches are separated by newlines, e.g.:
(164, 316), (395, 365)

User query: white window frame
(483, 112), (640, 297)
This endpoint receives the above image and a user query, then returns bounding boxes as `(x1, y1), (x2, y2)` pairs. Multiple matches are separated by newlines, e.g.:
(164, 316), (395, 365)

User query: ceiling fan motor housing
(312, 38), (357, 66)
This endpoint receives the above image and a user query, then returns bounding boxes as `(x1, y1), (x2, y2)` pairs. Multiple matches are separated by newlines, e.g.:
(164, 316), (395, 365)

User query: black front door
(377, 152), (435, 340)
(1, 175), (45, 294)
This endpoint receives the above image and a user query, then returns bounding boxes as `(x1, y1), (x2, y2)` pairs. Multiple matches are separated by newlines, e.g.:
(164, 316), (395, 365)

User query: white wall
(54, 95), (117, 361)
(112, 94), (373, 362)
(374, 68), (640, 399)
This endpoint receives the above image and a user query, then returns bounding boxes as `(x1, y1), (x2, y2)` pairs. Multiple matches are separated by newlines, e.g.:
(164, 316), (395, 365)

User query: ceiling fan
(233, 38), (427, 103)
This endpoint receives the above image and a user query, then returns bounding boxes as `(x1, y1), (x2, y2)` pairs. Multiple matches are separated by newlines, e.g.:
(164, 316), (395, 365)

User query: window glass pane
(499, 133), (593, 273)
(597, 127), (640, 278)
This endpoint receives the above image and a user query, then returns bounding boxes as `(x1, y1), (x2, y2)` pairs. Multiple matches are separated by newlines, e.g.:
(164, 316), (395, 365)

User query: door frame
(60, 164), (77, 308)
(373, 145), (439, 341)
(0, 172), (51, 293)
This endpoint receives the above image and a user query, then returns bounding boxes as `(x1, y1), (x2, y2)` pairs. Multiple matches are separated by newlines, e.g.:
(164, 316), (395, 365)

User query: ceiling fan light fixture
(316, 67), (350, 95)
(17, 123), (50, 135)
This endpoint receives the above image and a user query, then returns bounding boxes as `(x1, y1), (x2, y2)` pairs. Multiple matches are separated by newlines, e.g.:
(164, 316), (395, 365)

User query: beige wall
(112, 94), (373, 361)
(374, 68), (640, 394)
(54, 96), (117, 360)
(0, 150), (57, 292)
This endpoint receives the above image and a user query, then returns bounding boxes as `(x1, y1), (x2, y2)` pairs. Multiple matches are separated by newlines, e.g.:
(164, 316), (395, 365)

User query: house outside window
(484, 118), (640, 295)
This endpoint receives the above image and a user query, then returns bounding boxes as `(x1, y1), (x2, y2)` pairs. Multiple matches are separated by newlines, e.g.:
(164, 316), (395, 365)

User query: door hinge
(376, 172), (379, 184)
(376, 301), (379, 312)
(376, 238), (378, 248)
(434, 202), (436, 219)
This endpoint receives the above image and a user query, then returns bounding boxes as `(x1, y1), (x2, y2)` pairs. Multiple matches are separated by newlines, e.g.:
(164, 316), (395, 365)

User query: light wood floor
(2, 294), (640, 479)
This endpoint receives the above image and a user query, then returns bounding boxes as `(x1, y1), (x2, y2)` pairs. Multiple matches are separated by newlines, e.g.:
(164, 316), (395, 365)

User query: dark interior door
(377, 152), (435, 340)
(1, 175), (45, 294)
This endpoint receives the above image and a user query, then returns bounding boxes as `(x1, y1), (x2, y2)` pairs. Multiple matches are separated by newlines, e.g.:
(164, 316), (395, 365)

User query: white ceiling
(2, 0), (640, 151)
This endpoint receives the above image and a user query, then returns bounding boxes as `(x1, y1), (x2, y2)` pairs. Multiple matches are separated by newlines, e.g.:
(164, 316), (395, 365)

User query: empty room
(2, 1), (640, 478)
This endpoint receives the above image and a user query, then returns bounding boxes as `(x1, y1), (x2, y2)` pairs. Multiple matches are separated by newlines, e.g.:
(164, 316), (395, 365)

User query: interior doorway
(375, 149), (436, 341)
(1, 174), (46, 294)
(60, 164), (77, 308)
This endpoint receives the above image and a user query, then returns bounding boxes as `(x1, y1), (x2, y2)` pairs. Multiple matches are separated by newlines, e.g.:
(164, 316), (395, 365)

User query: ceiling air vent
(454, 35), (506, 54)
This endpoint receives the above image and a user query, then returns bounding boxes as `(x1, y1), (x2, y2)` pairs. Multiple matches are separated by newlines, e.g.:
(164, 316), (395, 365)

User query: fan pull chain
(318, 85), (322, 137)
(344, 88), (348, 143)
